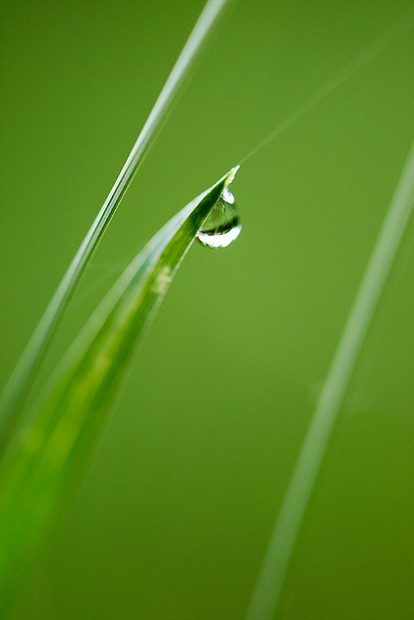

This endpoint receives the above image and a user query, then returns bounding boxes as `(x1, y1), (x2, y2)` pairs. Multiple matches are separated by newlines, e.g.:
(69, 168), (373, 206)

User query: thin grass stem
(239, 6), (414, 165)
(246, 138), (414, 620)
(0, 0), (232, 442)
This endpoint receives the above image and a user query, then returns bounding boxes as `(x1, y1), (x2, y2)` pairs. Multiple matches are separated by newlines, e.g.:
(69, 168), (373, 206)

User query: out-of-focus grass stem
(246, 138), (414, 620)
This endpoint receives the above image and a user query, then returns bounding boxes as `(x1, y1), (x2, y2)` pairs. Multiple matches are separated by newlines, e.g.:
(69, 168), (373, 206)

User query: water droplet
(197, 188), (241, 249)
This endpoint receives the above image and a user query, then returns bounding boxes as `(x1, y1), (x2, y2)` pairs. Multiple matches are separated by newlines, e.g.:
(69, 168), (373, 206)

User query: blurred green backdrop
(2, 0), (414, 617)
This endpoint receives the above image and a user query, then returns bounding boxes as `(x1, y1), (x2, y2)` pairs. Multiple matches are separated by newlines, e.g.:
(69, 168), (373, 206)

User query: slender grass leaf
(246, 141), (414, 620)
(0, 0), (233, 442)
(0, 167), (239, 613)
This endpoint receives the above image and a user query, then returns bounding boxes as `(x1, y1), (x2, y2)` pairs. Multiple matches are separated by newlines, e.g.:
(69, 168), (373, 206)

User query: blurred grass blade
(0, 167), (238, 612)
(0, 0), (233, 441)
(246, 140), (414, 620)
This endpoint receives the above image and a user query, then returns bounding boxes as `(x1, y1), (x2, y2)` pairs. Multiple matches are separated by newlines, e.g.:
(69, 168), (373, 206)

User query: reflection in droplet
(197, 188), (241, 249)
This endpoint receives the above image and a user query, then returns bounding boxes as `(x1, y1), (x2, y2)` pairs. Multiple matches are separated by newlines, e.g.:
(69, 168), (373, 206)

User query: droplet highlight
(197, 188), (241, 249)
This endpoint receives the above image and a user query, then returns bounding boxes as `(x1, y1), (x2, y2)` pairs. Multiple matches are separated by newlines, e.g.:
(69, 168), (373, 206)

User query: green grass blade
(246, 140), (414, 620)
(0, 167), (238, 613)
(0, 0), (232, 442)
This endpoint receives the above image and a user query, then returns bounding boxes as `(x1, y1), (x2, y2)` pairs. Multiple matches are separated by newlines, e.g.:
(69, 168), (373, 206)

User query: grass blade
(0, 167), (239, 613)
(0, 0), (233, 442)
(246, 140), (414, 620)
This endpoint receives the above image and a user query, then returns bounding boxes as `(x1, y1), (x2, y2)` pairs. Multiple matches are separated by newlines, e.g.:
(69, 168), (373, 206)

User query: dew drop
(197, 187), (242, 249)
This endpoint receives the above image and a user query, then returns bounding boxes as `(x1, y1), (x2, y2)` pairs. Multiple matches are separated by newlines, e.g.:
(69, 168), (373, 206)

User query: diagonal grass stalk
(246, 139), (414, 620)
(0, 0), (233, 443)
(238, 6), (414, 165)
(0, 167), (238, 614)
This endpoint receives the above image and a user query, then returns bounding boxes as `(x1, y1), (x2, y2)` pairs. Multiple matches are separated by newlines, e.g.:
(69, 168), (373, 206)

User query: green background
(2, 0), (414, 617)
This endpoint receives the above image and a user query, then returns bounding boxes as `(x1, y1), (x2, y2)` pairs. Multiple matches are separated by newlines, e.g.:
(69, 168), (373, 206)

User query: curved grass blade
(0, 167), (239, 613)
(246, 141), (414, 620)
(0, 0), (233, 444)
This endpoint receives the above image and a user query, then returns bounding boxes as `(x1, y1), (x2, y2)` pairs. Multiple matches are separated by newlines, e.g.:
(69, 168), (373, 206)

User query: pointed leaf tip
(225, 165), (240, 187)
